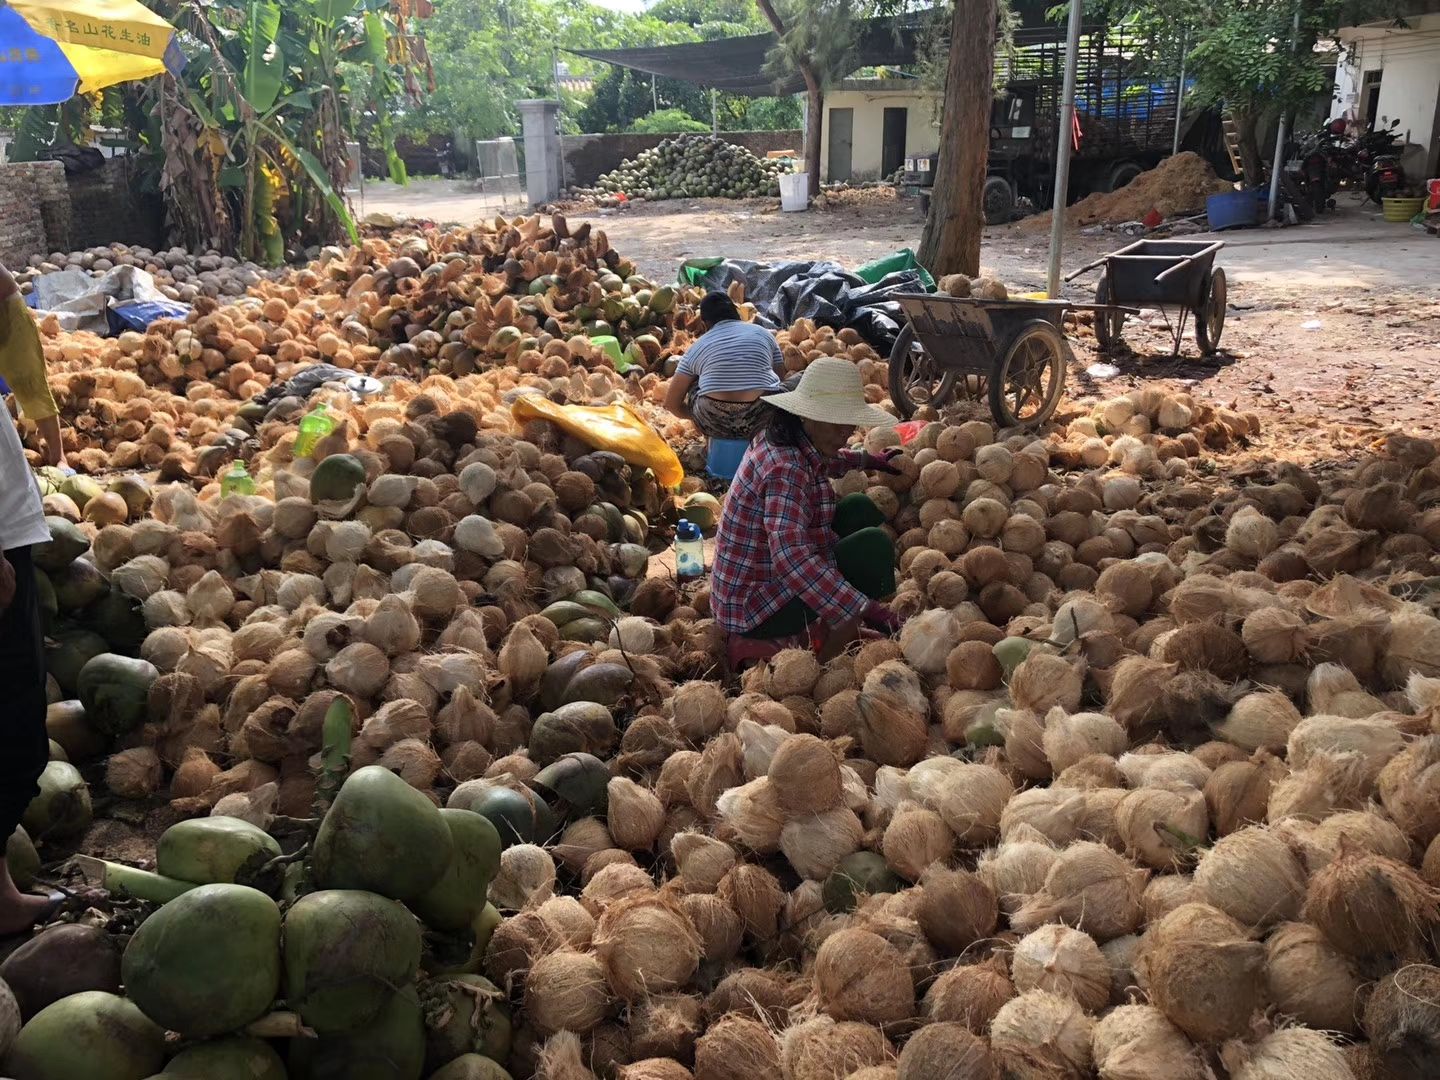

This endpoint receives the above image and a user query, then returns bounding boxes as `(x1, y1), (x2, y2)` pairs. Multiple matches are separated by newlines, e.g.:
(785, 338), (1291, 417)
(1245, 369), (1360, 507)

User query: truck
(904, 26), (1228, 223)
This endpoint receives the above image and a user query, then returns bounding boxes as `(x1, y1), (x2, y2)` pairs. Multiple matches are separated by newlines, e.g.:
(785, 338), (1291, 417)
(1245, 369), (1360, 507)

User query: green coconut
(823, 851), (903, 914)
(6, 827), (39, 891)
(86, 589), (147, 653)
(155, 817), (282, 888)
(45, 700), (103, 761)
(34, 570), (57, 633)
(429, 1056), (514, 1080)
(32, 516), (89, 573)
(421, 974), (512, 1070)
(59, 475), (103, 512)
(288, 984), (425, 1080)
(312, 765), (452, 901)
(410, 810), (503, 933)
(283, 889), (423, 1035)
(531, 753), (610, 819)
(21, 760), (92, 842)
(0, 923), (122, 1020)
(122, 884), (281, 1038)
(683, 492), (722, 532)
(155, 1037), (286, 1080)
(44, 629), (109, 697)
(309, 454), (368, 518)
(106, 477), (152, 519)
(449, 784), (539, 848)
(5, 991), (164, 1080)
(77, 654), (157, 737)
(50, 560), (108, 614)
(469, 903), (504, 968)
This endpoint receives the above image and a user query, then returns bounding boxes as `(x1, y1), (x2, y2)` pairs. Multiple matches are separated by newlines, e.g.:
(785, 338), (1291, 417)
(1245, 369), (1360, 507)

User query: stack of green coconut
(583, 136), (788, 202)
(2, 761), (514, 1080)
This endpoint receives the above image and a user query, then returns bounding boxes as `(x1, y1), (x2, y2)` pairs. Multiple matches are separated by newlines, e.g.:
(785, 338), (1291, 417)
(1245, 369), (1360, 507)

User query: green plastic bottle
(220, 460), (255, 498)
(294, 401), (337, 458)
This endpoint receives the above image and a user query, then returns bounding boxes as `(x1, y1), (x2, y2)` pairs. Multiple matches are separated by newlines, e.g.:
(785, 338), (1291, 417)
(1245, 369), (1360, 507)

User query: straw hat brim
(765, 384), (897, 429)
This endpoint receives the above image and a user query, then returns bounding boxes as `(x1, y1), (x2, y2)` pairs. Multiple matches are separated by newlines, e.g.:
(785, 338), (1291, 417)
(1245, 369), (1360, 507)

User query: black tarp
(685, 259), (926, 352)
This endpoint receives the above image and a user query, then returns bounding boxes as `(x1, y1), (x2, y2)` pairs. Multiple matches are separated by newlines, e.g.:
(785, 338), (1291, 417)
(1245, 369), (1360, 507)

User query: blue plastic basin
(1207, 190), (1258, 231)
(706, 437), (750, 480)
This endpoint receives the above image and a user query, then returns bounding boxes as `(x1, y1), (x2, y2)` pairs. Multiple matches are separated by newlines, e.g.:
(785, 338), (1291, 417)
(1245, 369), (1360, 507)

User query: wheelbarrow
(888, 294), (1136, 428)
(1065, 239), (1227, 357)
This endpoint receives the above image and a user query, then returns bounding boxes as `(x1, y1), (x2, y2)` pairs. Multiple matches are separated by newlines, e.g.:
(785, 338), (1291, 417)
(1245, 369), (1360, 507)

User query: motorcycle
(1357, 119), (1406, 203)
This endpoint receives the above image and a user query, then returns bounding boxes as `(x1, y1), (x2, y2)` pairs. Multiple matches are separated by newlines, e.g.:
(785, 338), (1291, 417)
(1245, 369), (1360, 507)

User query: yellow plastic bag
(511, 396), (684, 489)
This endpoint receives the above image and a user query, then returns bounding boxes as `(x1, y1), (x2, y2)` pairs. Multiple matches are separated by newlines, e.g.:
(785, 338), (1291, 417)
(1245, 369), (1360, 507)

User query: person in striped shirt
(663, 292), (790, 440)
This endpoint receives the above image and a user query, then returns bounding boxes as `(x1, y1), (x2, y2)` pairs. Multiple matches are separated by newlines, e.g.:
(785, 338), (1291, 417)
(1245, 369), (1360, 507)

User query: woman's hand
(0, 553), (13, 616)
(663, 372), (696, 422)
(863, 448), (904, 475)
(36, 415), (66, 468)
(863, 600), (904, 634)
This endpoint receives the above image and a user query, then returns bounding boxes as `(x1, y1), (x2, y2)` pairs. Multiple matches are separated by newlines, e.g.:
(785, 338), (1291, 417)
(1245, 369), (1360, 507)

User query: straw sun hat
(766, 357), (896, 429)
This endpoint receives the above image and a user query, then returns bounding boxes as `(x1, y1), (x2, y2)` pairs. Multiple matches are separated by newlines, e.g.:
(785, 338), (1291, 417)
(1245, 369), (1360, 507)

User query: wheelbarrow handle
(1064, 255), (1109, 283)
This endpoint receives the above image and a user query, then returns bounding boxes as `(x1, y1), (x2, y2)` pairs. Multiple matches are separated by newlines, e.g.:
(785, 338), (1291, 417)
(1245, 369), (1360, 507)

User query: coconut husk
(1133, 902), (1266, 1042)
(524, 949), (611, 1036)
(780, 807), (864, 881)
(933, 762), (1014, 847)
(1106, 656), (1178, 732)
(1221, 1026), (1355, 1080)
(977, 828), (1058, 916)
(693, 1015), (780, 1080)
(1011, 841), (1147, 942)
(916, 867), (998, 957)
(999, 787), (1086, 848)
(990, 990), (1093, 1078)
(670, 681), (727, 743)
(882, 807), (955, 882)
(1116, 785), (1208, 871)
(680, 893), (743, 965)
(1157, 620), (1249, 682)
(768, 734), (844, 817)
(1378, 736), (1440, 845)
(1362, 964), (1440, 1080)
(781, 1016), (891, 1080)
(1010, 924), (1111, 1012)
(717, 864), (784, 945)
(1194, 825), (1306, 929)
(628, 993), (703, 1064)
(1008, 652), (1085, 716)
(1303, 849), (1440, 960)
(896, 1022), (997, 1080)
(1092, 1004), (1209, 1080)
(813, 927), (916, 1027)
(1263, 921), (1364, 1034)
(922, 956), (1015, 1033)
(1204, 756), (1284, 836)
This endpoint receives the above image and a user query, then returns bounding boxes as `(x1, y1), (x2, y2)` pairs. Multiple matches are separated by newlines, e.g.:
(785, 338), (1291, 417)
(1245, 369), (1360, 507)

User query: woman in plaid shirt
(711, 358), (905, 666)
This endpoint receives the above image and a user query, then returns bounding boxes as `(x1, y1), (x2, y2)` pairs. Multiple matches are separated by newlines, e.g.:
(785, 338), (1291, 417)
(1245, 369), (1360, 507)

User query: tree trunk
(1235, 109), (1266, 188)
(803, 73), (823, 198)
(918, 0), (996, 277)
(754, 0), (822, 199)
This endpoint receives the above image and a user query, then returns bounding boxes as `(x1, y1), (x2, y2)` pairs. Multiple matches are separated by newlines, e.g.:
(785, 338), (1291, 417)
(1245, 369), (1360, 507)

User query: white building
(1333, 4), (1440, 179)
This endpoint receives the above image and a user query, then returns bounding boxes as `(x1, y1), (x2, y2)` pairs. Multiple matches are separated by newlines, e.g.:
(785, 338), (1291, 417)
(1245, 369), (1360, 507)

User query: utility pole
(1172, 32), (1188, 156)
(1046, 0), (1084, 298)
(1267, 4), (1303, 220)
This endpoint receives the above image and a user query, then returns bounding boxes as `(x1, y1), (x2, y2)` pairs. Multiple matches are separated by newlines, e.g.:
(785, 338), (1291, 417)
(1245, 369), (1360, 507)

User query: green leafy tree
(629, 108), (714, 132)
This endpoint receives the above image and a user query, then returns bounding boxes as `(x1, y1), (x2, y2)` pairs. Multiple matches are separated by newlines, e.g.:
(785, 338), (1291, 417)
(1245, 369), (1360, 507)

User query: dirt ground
(362, 182), (1440, 441)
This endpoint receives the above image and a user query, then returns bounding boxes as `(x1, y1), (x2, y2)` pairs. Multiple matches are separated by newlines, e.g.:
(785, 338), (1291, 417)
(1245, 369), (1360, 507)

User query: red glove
(864, 601), (903, 634)
(863, 447), (904, 475)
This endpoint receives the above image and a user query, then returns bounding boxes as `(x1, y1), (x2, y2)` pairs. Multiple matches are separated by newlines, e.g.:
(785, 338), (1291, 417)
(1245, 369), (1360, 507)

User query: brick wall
(0, 162), (65, 267)
(67, 157), (165, 251)
(561, 130), (803, 189)
(0, 157), (163, 268)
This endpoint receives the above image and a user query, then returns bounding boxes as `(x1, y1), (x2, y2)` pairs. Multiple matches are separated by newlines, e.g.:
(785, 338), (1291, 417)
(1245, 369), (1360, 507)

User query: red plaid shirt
(711, 431), (871, 634)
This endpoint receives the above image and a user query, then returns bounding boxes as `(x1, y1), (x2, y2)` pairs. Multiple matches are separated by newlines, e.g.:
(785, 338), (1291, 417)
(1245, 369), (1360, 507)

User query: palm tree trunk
(755, 0), (823, 199)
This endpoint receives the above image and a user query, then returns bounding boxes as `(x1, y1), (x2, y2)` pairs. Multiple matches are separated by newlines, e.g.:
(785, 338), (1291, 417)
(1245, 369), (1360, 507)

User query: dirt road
(360, 181), (1440, 439)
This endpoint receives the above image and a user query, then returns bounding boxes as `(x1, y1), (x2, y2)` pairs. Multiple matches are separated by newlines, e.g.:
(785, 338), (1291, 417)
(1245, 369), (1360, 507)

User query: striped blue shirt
(676, 319), (783, 396)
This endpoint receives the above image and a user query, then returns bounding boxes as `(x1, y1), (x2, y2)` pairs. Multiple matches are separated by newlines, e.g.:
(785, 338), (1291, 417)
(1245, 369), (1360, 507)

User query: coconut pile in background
(12, 243), (276, 303)
(7, 212), (1440, 1080)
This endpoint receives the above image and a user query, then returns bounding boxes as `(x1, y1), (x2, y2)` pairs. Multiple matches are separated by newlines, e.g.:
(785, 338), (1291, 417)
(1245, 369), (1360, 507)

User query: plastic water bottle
(294, 402), (337, 458)
(674, 519), (704, 579)
(221, 460), (255, 498)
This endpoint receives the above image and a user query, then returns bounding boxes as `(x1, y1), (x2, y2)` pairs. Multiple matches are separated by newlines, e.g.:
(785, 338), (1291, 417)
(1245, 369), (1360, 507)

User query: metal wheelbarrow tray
(887, 294), (1132, 428)
(1067, 238), (1227, 357)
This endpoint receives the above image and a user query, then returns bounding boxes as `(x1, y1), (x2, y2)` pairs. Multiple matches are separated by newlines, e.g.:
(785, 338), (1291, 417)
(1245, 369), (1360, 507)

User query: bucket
(780, 172), (808, 212)
(1428, 179), (1440, 211)
(1382, 196), (1425, 222)
(706, 437), (750, 480)
(1206, 190), (1258, 230)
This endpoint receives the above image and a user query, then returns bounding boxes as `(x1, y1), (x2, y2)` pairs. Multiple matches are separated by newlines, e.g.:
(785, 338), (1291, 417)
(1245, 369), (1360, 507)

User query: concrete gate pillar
(517, 99), (563, 208)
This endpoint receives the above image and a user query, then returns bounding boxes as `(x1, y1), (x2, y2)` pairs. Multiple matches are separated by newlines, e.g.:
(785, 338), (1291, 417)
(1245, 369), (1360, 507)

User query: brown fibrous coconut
(1194, 825), (1307, 929)
(883, 806), (956, 882)
(768, 734), (843, 817)
(1362, 963), (1440, 1080)
(916, 866), (998, 957)
(1115, 784), (1209, 871)
(989, 990), (1093, 1079)
(1302, 849), (1440, 959)
(693, 1015), (780, 1080)
(680, 893), (743, 965)
(1090, 1004), (1208, 1080)
(1204, 756), (1284, 836)
(628, 994), (703, 1063)
(813, 927), (916, 1026)
(106, 747), (164, 799)
(1221, 1027), (1355, 1080)
(1010, 924), (1112, 1013)
(923, 956), (1015, 1033)
(1263, 921), (1363, 1033)
(896, 1022), (998, 1080)
(977, 827), (1058, 915)
(1012, 841), (1146, 942)
(1134, 902), (1266, 1042)
(780, 1015), (891, 1080)
(717, 863), (784, 944)
(523, 949), (611, 1036)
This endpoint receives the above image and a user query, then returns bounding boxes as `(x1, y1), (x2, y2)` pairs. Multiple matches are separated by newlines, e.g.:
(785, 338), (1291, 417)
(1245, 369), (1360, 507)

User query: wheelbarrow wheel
(990, 319), (1067, 429)
(1195, 267), (1227, 355)
(1093, 271), (1125, 352)
(888, 322), (957, 419)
